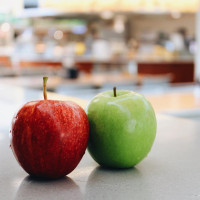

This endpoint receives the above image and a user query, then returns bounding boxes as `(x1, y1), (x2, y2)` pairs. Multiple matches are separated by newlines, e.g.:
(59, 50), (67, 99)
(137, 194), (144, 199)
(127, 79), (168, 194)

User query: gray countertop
(0, 84), (200, 200)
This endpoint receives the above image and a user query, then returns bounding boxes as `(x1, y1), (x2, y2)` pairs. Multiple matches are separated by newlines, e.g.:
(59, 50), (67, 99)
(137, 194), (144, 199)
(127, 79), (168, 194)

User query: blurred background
(0, 0), (200, 113)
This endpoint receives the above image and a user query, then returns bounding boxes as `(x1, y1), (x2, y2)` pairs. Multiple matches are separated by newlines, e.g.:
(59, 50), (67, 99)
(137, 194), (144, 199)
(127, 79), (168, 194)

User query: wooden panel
(75, 62), (93, 73)
(19, 61), (62, 68)
(0, 56), (12, 67)
(137, 62), (194, 83)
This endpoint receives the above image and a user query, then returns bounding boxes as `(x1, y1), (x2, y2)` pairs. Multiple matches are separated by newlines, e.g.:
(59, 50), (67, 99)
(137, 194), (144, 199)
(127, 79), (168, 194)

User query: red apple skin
(11, 100), (89, 179)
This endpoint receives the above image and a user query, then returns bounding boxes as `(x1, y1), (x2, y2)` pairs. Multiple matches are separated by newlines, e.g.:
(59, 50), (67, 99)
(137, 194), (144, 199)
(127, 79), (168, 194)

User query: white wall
(195, 10), (200, 80)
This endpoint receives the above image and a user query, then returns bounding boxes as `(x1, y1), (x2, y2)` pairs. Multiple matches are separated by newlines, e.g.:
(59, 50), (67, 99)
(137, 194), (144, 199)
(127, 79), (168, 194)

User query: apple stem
(113, 86), (117, 97)
(43, 77), (48, 100)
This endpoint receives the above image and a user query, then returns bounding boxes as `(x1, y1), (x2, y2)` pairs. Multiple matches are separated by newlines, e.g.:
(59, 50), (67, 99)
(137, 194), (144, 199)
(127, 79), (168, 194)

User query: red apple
(10, 77), (89, 179)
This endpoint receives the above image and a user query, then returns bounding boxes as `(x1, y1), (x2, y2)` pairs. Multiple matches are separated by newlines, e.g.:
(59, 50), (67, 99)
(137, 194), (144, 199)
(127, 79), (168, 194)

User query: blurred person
(178, 28), (190, 50)
(156, 32), (176, 54)
(127, 38), (139, 75)
(12, 27), (37, 72)
(170, 27), (189, 52)
(85, 28), (98, 55)
(156, 32), (169, 47)
(63, 41), (76, 68)
(127, 38), (139, 58)
(91, 29), (111, 60)
(14, 27), (36, 59)
(137, 29), (157, 56)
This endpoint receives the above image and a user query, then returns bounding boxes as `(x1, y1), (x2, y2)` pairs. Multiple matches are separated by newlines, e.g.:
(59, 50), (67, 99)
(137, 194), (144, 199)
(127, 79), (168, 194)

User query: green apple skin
(85, 90), (157, 168)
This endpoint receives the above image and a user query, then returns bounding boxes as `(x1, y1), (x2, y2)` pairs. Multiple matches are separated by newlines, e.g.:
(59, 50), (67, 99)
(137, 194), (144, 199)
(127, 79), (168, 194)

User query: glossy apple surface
(85, 90), (157, 168)
(11, 100), (89, 179)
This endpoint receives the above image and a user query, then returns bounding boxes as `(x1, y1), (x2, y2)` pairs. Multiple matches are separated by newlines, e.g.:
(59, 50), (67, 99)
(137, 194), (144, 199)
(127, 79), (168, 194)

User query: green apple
(85, 88), (157, 168)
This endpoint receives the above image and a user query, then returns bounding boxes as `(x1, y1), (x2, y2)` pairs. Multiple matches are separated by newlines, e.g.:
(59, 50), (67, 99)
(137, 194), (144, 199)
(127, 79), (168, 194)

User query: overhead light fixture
(40, 0), (199, 13)
(171, 11), (182, 19)
(100, 11), (114, 20)
(54, 30), (63, 40)
(1, 23), (11, 32)
(113, 15), (126, 33)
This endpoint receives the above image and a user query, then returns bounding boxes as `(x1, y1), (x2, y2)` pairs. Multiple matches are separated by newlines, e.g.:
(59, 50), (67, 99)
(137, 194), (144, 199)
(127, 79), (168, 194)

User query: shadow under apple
(15, 176), (83, 200)
(85, 166), (152, 200)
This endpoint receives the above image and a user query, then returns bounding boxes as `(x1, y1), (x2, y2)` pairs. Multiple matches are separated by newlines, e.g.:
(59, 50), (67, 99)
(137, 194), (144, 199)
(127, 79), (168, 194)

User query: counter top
(1, 76), (200, 114)
(1, 84), (200, 199)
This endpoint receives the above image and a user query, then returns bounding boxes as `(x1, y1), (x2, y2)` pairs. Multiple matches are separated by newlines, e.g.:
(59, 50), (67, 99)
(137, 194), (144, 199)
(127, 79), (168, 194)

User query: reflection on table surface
(15, 176), (82, 200)
(0, 84), (200, 200)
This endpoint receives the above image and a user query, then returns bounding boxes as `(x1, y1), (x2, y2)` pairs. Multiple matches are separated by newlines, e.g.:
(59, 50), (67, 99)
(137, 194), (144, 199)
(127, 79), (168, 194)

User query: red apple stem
(43, 77), (48, 100)
(113, 86), (117, 97)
